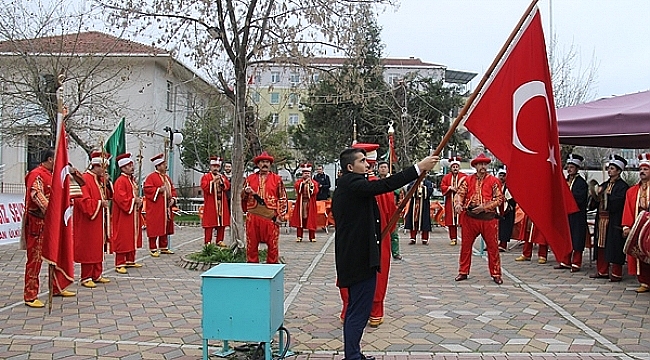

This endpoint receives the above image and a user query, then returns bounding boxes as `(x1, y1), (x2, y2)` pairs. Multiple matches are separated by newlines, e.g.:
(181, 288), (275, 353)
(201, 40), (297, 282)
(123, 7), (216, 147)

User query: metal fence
(177, 197), (203, 213)
(0, 183), (24, 194)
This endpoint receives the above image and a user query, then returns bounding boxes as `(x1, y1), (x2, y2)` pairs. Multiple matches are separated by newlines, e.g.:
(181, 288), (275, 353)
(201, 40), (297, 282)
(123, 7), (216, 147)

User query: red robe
(455, 174), (504, 277)
(371, 175), (396, 320)
(73, 171), (110, 263)
(23, 165), (52, 301)
(289, 178), (319, 230)
(143, 171), (177, 237)
(622, 183), (649, 276)
(241, 172), (288, 264)
(24, 165), (52, 223)
(200, 172), (231, 228)
(440, 172), (466, 226)
(241, 172), (288, 218)
(111, 174), (143, 252)
(457, 174), (503, 212)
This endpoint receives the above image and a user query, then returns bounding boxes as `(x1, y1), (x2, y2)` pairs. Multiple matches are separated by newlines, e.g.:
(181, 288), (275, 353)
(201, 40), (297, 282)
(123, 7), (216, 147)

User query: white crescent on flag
(59, 165), (70, 188)
(64, 206), (73, 226)
(512, 80), (551, 155)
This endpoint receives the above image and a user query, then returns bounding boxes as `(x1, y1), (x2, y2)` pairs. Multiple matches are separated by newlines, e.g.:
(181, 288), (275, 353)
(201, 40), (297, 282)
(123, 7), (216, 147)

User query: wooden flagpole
(47, 266), (53, 314)
(388, 121), (395, 175)
(381, 0), (540, 240)
(48, 71), (67, 315)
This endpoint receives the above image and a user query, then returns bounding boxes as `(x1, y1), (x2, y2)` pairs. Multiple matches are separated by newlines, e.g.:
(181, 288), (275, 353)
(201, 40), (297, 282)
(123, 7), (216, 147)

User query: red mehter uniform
(369, 174), (396, 325)
(201, 172), (231, 244)
(289, 175), (319, 241)
(73, 170), (111, 283)
(622, 182), (650, 289)
(241, 152), (288, 264)
(111, 173), (143, 267)
(518, 216), (549, 261)
(143, 170), (177, 251)
(440, 159), (466, 244)
(23, 164), (70, 301)
(454, 155), (504, 280)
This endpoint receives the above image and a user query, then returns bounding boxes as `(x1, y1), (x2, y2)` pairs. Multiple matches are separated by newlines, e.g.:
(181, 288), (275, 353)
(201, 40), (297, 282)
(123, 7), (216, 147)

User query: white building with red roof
(0, 31), (217, 187)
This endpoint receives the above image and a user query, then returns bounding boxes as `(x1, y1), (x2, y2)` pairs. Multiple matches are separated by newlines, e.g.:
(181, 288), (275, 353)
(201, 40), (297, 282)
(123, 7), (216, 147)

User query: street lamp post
(163, 126), (183, 250)
(163, 126), (184, 183)
(166, 75), (196, 180)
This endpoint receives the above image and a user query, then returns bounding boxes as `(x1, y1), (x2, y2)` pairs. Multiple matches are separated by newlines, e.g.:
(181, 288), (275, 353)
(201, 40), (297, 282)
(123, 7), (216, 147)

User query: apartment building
(247, 56), (477, 129)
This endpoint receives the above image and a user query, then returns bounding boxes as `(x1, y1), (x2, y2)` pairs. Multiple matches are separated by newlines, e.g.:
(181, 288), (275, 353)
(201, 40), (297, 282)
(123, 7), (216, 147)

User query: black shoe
(392, 254), (403, 260)
(589, 273), (609, 279)
(362, 355), (375, 360)
(492, 276), (503, 285)
(455, 274), (468, 281)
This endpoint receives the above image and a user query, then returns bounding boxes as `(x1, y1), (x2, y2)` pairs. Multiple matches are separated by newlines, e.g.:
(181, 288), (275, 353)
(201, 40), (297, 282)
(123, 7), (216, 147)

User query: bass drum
(624, 210), (650, 265)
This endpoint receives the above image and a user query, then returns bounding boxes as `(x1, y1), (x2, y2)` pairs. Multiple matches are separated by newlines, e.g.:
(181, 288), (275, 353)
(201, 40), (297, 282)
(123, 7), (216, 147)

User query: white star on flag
(547, 144), (557, 172)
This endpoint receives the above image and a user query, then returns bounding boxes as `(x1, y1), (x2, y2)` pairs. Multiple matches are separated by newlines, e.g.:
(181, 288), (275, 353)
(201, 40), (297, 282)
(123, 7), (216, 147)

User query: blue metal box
(201, 263), (285, 343)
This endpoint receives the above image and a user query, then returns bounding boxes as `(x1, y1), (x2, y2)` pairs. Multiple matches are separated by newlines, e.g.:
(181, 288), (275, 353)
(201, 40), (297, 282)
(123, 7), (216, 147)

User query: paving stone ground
(0, 224), (648, 360)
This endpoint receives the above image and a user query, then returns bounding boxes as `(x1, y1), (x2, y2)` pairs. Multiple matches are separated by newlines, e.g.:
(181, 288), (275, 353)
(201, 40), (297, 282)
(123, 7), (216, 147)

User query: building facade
(0, 31), (217, 190)
(246, 56), (477, 130)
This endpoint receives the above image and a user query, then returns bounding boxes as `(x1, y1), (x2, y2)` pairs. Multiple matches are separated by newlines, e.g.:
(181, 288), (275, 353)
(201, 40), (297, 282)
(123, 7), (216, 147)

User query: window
(254, 74), (262, 84)
(387, 74), (401, 86)
(166, 81), (173, 111)
(622, 149), (635, 165)
(186, 92), (194, 116)
(251, 91), (260, 104)
(270, 113), (279, 127)
(288, 93), (299, 106)
(289, 72), (300, 84)
(312, 73), (320, 82)
(27, 135), (51, 171)
(621, 149), (634, 159)
(288, 114), (300, 126)
(270, 92), (280, 104)
(198, 100), (206, 117)
(271, 71), (280, 83)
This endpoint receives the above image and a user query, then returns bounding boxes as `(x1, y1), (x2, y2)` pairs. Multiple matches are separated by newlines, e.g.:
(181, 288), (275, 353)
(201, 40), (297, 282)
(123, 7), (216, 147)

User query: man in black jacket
(333, 147), (438, 360)
(555, 154), (588, 272)
(497, 168), (516, 252)
(589, 155), (629, 281)
(313, 165), (331, 201)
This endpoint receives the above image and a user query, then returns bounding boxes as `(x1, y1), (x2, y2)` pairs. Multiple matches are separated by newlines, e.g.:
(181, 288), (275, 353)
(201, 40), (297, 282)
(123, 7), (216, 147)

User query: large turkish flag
(463, 7), (577, 264)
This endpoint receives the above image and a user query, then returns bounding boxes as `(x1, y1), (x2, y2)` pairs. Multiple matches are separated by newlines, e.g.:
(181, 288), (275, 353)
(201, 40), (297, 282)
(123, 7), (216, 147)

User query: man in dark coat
(555, 154), (589, 272)
(589, 155), (629, 281)
(333, 147), (438, 360)
(497, 168), (516, 252)
(404, 178), (434, 244)
(313, 165), (331, 201)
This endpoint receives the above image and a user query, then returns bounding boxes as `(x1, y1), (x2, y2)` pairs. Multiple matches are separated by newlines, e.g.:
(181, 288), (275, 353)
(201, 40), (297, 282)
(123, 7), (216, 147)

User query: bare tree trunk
(229, 74), (248, 248)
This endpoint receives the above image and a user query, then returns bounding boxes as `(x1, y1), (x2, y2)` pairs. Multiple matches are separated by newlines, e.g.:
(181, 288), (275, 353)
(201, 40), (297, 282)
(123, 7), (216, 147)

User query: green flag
(104, 118), (126, 182)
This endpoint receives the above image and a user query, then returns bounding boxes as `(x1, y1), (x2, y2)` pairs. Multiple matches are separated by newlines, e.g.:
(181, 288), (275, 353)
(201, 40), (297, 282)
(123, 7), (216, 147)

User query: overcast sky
(377, 0), (650, 102)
